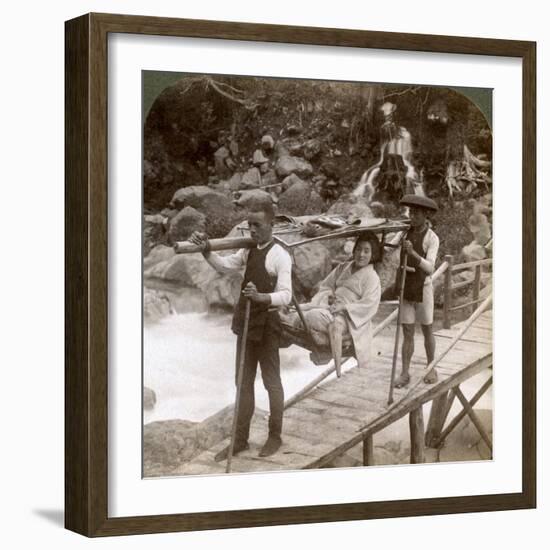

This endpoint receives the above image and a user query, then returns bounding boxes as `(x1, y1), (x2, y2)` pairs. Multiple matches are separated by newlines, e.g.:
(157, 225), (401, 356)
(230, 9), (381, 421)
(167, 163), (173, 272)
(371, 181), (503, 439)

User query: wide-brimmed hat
(400, 194), (438, 212)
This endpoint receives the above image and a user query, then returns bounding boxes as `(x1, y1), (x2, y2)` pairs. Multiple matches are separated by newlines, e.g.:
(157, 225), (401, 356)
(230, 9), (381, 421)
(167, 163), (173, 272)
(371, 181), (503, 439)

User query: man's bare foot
(423, 370), (438, 384)
(394, 373), (410, 388)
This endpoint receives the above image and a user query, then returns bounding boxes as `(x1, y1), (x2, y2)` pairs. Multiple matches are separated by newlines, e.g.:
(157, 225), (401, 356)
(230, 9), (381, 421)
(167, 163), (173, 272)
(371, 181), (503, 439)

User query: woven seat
(279, 320), (355, 366)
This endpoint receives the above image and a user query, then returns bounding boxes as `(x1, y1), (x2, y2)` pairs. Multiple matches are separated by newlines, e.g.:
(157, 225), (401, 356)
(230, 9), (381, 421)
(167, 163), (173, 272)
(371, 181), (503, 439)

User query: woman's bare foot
(423, 369), (438, 384)
(394, 373), (410, 388)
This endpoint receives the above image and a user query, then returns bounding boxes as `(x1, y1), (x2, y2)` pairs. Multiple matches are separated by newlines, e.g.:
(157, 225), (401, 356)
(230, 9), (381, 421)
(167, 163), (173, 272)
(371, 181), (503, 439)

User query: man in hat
(394, 194), (440, 388)
(189, 200), (292, 460)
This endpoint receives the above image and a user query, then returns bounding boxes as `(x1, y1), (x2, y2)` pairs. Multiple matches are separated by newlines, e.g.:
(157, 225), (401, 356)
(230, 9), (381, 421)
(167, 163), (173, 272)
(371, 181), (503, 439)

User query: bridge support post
(425, 391), (453, 448)
(362, 435), (374, 466)
(409, 406), (425, 464)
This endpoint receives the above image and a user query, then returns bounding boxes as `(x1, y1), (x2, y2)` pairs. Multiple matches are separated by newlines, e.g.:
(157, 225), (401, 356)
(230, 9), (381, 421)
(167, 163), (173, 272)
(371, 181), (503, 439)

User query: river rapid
(143, 311), (349, 425)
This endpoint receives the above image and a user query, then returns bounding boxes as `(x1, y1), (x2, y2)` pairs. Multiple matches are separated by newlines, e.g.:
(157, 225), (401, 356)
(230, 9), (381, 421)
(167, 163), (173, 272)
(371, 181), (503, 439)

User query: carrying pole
(387, 252), (409, 405)
(226, 300), (251, 473)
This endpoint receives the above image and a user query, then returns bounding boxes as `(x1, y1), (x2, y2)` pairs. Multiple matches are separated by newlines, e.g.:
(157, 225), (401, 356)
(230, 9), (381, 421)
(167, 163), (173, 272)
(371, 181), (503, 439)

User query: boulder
(143, 288), (173, 322)
(260, 169), (278, 188)
(213, 145), (230, 177)
(291, 242), (332, 299)
(167, 206), (206, 243)
(204, 271), (244, 311)
(278, 178), (324, 216)
(232, 189), (274, 210)
(170, 186), (242, 239)
(143, 405), (239, 477)
(143, 214), (167, 255)
(376, 245), (400, 296)
(327, 194), (373, 222)
(160, 208), (179, 220)
(275, 155), (313, 179)
(303, 138), (322, 160)
(143, 244), (175, 270)
(222, 172), (243, 192)
(240, 167), (263, 189)
(274, 142), (289, 159)
(170, 185), (230, 211)
(144, 252), (213, 287)
(143, 387), (157, 410)
(461, 241), (487, 263)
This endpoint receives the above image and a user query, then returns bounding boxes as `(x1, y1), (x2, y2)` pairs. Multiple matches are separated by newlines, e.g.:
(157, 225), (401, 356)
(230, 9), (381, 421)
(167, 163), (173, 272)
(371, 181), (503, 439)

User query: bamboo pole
(283, 358), (351, 410)
(388, 252), (408, 406)
(174, 236), (255, 254)
(291, 295), (319, 356)
(226, 300), (251, 473)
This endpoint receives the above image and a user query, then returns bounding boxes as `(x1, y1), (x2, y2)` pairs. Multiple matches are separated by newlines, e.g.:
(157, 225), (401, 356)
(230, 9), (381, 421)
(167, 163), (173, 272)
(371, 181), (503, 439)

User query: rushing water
(143, 312), (352, 424)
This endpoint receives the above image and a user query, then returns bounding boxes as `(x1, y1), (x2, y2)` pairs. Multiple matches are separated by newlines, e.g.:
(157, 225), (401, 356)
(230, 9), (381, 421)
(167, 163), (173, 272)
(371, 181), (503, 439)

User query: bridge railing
(442, 255), (493, 329)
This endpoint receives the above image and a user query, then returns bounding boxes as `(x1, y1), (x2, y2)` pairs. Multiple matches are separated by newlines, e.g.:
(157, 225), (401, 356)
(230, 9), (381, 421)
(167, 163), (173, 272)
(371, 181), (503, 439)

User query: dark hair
(247, 198), (275, 222)
(353, 233), (382, 264)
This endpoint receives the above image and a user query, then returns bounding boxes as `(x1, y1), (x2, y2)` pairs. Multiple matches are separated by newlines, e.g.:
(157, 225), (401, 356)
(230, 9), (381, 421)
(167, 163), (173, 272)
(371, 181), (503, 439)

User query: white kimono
(293, 262), (381, 367)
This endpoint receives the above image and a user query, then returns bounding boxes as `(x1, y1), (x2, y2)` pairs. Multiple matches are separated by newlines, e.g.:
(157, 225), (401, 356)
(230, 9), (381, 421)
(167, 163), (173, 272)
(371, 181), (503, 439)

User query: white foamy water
(144, 312), (351, 424)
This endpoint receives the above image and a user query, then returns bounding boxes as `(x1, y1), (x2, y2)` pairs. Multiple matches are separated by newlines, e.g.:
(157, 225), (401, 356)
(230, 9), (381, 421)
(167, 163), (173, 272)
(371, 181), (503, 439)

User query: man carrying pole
(393, 194), (440, 388)
(189, 200), (292, 460)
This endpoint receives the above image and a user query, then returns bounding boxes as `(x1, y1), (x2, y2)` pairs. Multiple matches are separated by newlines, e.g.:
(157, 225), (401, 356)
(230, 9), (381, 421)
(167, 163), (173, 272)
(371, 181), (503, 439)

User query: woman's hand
(242, 282), (270, 304)
(329, 302), (346, 314)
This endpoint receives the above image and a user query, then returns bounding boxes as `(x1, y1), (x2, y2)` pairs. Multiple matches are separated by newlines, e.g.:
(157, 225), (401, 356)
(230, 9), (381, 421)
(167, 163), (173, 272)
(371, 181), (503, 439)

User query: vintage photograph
(142, 72), (493, 477)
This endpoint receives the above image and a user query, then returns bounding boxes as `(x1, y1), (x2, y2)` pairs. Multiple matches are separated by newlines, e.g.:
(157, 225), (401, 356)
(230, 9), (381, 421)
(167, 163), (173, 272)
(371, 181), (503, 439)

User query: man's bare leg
(395, 323), (415, 388)
(421, 323), (438, 384)
(329, 316), (345, 378)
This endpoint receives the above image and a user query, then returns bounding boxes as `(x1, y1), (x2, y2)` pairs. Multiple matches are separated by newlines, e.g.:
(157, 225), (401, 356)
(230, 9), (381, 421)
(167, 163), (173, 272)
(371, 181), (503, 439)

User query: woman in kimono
(287, 233), (382, 376)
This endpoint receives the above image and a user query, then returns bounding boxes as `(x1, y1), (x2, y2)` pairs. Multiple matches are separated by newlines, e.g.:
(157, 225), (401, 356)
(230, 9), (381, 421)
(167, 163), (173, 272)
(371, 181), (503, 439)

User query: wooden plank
(313, 386), (386, 412)
(304, 354), (493, 469)
(436, 327), (492, 343)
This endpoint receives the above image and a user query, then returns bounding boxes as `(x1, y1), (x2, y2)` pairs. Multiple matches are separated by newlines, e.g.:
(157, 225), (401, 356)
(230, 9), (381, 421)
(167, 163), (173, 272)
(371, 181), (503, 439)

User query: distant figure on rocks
(252, 134), (275, 173)
(392, 194), (440, 388)
(189, 200), (292, 460)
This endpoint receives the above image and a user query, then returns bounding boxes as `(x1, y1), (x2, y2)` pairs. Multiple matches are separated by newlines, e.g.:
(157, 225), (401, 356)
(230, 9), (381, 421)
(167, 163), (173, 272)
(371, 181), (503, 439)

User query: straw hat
(400, 194), (438, 212)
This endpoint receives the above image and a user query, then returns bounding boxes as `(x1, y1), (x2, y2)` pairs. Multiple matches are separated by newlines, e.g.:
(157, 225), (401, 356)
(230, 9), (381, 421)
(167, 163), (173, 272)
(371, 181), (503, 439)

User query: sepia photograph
(141, 71), (493, 478)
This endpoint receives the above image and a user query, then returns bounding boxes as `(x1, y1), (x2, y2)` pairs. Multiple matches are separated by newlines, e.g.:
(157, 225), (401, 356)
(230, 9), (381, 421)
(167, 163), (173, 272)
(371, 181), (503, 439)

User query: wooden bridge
(173, 256), (493, 476)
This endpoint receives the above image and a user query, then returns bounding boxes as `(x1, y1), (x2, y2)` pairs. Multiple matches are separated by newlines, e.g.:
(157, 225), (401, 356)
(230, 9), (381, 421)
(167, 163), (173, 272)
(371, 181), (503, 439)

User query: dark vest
(231, 241), (280, 342)
(402, 226), (428, 303)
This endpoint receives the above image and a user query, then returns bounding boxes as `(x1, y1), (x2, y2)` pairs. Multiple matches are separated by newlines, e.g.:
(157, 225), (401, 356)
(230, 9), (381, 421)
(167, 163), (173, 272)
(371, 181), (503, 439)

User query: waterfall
(353, 122), (426, 201)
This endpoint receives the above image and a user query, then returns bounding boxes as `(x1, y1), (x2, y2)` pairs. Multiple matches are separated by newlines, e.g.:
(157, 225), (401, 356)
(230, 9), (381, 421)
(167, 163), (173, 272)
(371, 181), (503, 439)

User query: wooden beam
(409, 407), (425, 464)
(453, 387), (492, 452)
(435, 377), (492, 447)
(363, 435), (374, 466)
(425, 392), (450, 448)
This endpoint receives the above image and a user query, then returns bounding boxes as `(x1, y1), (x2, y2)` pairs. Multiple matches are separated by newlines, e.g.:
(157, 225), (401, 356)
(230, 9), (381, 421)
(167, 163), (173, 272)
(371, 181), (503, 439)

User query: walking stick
(226, 299), (251, 473)
(387, 252), (409, 405)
